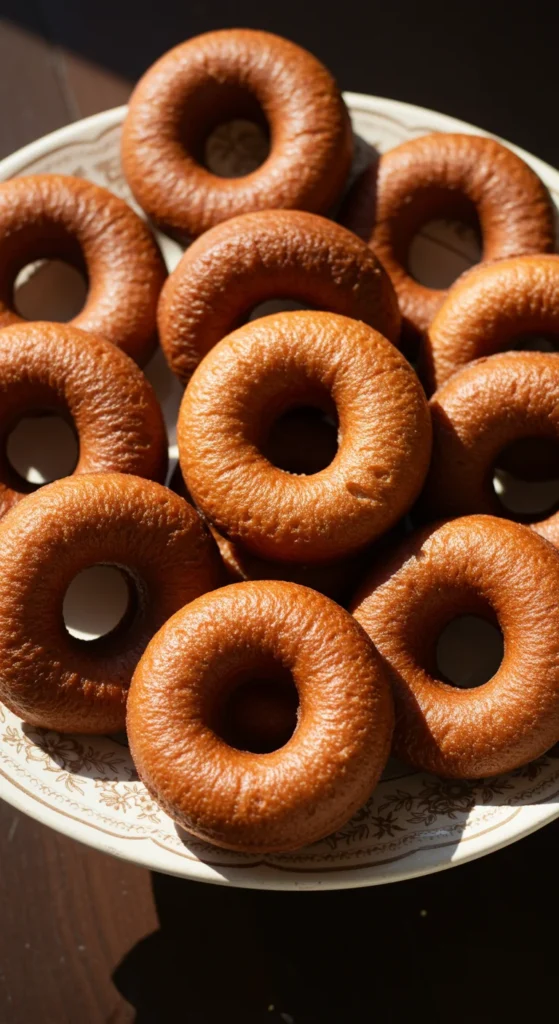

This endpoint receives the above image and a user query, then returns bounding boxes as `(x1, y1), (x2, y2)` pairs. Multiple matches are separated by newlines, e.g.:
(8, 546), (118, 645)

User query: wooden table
(1, 8), (558, 1022)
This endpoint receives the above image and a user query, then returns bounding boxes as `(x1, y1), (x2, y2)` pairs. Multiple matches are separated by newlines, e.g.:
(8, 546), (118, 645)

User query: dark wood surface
(1, 5), (558, 1022)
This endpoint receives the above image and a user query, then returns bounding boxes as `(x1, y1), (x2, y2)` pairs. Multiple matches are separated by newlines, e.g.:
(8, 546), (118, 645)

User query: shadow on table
(111, 814), (559, 1023)
(112, 872), (429, 1024)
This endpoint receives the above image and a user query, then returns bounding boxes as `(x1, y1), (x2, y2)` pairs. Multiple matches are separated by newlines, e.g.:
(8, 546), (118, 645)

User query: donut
(0, 322), (168, 517)
(121, 29), (353, 239)
(340, 134), (555, 347)
(0, 474), (221, 733)
(421, 351), (559, 546)
(178, 311), (432, 563)
(352, 515), (559, 778)
(0, 175), (166, 364)
(158, 210), (400, 382)
(422, 254), (559, 392)
(127, 580), (394, 852)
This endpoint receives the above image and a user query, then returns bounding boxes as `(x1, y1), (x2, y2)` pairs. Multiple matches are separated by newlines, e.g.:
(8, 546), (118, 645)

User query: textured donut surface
(352, 516), (559, 778)
(0, 474), (221, 733)
(122, 29), (353, 238)
(128, 580), (394, 852)
(179, 311), (432, 562)
(158, 210), (400, 381)
(0, 174), (166, 364)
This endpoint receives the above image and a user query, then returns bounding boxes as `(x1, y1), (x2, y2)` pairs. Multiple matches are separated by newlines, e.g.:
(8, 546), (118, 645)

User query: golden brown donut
(127, 580), (394, 852)
(340, 134), (555, 347)
(158, 209), (401, 382)
(121, 29), (353, 239)
(422, 254), (559, 392)
(0, 175), (166, 364)
(421, 351), (559, 546)
(0, 322), (168, 517)
(0, 474), (221, 734)
(179, 311), (432, 563)
(352, 515), (559, 778)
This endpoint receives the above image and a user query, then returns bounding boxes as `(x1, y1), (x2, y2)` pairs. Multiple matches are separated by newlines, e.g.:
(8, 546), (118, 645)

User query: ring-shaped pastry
(127, 580), (394, 852)
(0, 174), (165, 364)
(341, 134), (554, 346)
(0, 322), (168, 516)
(422, 351), (559, 546)
(423, 255), (559, 391)
(122, 29), (353, 239)
(178, 311), (432, 562)
(352, 515), (559, 778)
(0, 474), (221, 733)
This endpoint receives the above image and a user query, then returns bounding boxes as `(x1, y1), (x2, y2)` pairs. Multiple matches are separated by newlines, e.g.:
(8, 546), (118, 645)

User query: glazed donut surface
(127, 580), (394, 852)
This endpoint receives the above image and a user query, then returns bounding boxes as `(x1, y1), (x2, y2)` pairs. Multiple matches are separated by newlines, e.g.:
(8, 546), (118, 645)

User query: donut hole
(6, 413), (78, 487)
(436, 615), (504, 688)
(248, 298), (311, 321)
(262, 404), (339, 475)
(63, 565), (135, 641)
(511, 332), (558, 353)
(204, 119), (270, 178)
(211, 670), (299, 754)
(403, 189), (482, 289)
(493, 437), (559, 517)
(14, 259), (88, 322)
(408, 218), (482, 289)
(180, 81), (270, 178)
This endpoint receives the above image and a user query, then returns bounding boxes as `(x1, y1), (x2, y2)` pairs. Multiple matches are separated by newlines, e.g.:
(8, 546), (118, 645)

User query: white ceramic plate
(0, 95), (558, 890)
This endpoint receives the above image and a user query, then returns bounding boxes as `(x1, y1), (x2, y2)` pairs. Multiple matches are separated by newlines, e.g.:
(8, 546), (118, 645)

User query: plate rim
(2, 94), (559, 192)
(0, 94), (558, 889)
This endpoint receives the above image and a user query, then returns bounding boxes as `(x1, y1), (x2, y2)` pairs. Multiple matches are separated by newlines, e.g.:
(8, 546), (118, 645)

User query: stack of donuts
(1, 28), (559, 854)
